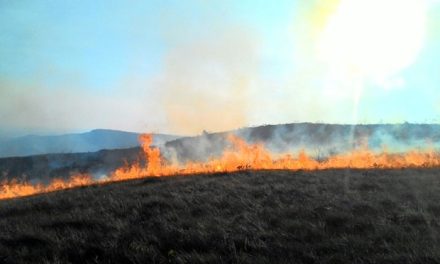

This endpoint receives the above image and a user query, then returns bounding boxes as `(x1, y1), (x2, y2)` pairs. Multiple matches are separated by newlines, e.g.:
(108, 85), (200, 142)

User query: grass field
(1, 169), (440, 263)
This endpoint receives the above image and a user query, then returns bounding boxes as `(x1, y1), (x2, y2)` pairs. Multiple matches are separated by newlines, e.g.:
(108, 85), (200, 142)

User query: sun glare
(317, 0), (427, 83)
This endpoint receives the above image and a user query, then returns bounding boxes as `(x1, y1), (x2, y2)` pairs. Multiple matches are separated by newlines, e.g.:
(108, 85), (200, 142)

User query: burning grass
(0, 169), (440, 263)
(2, 134), (440, 200)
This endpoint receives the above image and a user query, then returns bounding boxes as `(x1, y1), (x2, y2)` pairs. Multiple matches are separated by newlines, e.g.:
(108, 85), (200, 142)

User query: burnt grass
(1, 169), (440, 263)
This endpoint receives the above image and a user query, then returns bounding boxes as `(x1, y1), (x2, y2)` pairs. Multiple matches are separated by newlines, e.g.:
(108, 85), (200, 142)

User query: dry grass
(1, 169), (440, 263)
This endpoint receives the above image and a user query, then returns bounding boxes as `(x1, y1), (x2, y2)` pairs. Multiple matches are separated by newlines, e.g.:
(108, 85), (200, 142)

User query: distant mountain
(0, 129), (179, 158)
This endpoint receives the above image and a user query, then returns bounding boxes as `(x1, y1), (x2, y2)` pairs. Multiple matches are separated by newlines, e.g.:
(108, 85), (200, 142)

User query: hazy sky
(1, 0), (440, 136)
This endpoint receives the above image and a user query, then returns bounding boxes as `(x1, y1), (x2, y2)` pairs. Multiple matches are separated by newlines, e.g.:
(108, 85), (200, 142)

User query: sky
(1, 0), (440, 137)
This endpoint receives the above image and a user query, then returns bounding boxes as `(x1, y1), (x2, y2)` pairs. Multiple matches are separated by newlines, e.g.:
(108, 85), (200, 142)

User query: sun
(316, 0), (427, 83)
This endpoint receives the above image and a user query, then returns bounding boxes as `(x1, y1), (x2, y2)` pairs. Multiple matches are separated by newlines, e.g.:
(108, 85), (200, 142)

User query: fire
(0, 174), (92, 200)
(1, 133), (440, 200)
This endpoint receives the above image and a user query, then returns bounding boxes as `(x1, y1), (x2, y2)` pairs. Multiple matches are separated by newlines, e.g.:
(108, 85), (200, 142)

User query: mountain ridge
(0, 129), (179, 158)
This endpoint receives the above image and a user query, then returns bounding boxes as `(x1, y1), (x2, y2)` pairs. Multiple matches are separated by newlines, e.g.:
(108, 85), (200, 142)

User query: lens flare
(317, 0), (427, 82)
(308, 0), (428, 128)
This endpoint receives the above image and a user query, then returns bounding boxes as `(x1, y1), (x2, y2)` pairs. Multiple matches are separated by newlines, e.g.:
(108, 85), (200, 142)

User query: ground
(0, 169), (440, 263)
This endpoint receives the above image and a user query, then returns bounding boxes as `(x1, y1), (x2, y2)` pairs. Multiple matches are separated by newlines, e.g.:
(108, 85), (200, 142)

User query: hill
(0, 169), (439, 263)
(0, 129), (179, 158)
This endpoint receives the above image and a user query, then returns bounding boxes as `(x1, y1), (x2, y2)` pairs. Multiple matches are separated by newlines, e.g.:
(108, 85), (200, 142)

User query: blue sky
(1, 0), (439, 136)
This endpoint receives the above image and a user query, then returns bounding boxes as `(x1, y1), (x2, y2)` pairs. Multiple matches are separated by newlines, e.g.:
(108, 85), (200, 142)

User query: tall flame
(1, 133), (439, 200)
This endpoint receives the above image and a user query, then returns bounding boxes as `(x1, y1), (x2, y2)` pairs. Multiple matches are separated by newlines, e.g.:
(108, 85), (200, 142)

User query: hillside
(0, 129), (179, 158)
(0, 169), (439, 263)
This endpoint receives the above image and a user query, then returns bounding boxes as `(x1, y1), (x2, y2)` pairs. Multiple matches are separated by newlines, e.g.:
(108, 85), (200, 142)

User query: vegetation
(0, 169), (440, 263)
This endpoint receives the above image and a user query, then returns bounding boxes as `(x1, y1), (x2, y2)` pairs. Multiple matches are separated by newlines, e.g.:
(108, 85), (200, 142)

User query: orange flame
(1, 133), (439, 200)
(0, 174), (92, 200)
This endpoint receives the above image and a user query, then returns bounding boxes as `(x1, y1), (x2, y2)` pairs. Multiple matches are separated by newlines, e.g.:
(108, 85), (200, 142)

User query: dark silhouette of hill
(0, 129), (178, 158)
(0, 169), (439, 263)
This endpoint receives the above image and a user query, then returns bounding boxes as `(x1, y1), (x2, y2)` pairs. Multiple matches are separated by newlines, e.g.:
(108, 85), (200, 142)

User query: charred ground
(1, 169), (440, 264)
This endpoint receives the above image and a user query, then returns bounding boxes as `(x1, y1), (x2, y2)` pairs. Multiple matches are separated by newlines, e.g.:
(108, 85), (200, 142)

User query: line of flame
(1, 133), (439, 200)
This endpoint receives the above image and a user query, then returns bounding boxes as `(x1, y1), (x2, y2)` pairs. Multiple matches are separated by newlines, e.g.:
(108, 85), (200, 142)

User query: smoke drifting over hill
(164, 123), (440, 162)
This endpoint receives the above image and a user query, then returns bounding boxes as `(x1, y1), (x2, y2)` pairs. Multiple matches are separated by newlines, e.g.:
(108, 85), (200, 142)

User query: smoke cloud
(160, 25), (257, 134)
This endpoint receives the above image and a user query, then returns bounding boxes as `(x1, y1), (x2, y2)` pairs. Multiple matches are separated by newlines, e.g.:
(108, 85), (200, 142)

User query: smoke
(163, 123), (440, 163)
(160, 26), (257, 135)
(0, 1), (261, 137)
